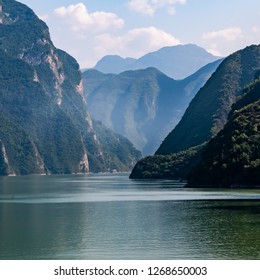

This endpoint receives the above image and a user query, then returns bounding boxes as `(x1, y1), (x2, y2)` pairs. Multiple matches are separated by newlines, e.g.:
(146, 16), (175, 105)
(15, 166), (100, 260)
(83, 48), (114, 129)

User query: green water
(0, 174), (259, 259)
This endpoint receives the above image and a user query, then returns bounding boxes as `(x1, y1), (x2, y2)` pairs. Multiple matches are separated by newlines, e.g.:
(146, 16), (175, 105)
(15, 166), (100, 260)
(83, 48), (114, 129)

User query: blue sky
(18, 0), (260, 68)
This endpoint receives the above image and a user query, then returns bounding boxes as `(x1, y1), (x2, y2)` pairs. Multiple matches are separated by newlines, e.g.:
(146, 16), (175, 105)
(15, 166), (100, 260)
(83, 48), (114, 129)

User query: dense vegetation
(129, 144), (206, 179)
(189, 78), (260, 187)
(156, 45), (260, 155)
(0, 0), (141, 175)
(0, 0), (88, 175)
(0, 113), (45, 175)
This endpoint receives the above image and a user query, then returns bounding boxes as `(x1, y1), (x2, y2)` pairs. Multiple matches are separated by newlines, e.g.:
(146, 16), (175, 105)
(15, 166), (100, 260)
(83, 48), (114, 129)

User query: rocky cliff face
(0, 0), (90, 174)
(0, 0), (141, 175)
(0, 2), (3, 24)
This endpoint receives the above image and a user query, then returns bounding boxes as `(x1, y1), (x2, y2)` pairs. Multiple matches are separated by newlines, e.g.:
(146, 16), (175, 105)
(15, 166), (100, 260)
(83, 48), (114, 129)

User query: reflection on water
(0, 174), (259, 259)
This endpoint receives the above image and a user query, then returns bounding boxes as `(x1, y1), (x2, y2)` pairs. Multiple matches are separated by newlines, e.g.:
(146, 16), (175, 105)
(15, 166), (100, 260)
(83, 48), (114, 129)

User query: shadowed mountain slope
(157, 45), (260, 155)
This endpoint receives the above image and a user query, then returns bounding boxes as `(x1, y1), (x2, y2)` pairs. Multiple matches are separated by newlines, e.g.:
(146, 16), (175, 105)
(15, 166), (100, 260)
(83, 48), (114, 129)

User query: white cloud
(54, 3), (124, 32)
(44, 4), (181, 68)
(168, 6), (176, 15)
(128, 0), (154, 16)
(94, 26), (181, 59)
(252, 26), (260, 34)
(202, 27), (243, 41)
(127, 0), (186, 16)
(205, 44), (222, 57)
(201, 27), (244, 57)
(126, 26), (180, 49)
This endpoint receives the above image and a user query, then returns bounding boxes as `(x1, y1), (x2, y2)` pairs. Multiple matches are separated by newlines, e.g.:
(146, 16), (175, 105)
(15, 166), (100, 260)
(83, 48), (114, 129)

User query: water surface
(0, 174), (259, 259)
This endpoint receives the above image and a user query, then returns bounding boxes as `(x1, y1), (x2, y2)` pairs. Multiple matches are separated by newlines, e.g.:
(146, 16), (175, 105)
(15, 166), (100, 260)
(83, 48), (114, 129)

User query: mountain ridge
(83, 59), (222, 155)
(93, 44), (221, 79)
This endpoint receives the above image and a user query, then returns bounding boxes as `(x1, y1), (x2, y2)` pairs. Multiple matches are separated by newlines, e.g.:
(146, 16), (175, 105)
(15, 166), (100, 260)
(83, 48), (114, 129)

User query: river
(0, 173), (259, 259)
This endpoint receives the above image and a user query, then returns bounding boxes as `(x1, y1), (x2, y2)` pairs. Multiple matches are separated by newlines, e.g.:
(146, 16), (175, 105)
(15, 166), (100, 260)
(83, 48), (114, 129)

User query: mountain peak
(146, 44), (214, 55)
(2, 0), (41, 25)
(93, 44), (220, 79)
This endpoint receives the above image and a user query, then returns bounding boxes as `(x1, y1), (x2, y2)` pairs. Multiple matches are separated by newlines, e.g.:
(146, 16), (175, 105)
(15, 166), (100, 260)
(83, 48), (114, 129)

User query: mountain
(0, 0), (141, 175)
(130, 45), (260, 180)
(93, 55), (136, 74)
(94, 44), (220, 79)
(83, 59), (222, 155)
(156, 45), (260, 155)
(129, 143), (206, 180)
(89, 120), (141, 172)
(189, 76), (260, 187)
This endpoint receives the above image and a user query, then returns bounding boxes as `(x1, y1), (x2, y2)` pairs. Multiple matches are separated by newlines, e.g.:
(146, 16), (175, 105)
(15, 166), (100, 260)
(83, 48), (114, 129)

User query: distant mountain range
(2, 0), (258, 186)
(83, 59), (222, 155)
(130, 44), (260, 188)
(0, 0), (141, 175)
(93, 44), (221, 79)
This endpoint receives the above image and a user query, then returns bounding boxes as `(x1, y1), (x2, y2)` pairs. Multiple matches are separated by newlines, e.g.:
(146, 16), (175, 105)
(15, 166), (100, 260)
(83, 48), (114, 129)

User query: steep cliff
(0, 0), (141, 175)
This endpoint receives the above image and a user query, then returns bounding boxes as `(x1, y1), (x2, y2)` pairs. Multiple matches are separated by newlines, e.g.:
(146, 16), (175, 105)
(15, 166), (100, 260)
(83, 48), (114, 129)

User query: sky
(18, 0), (260, 68)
